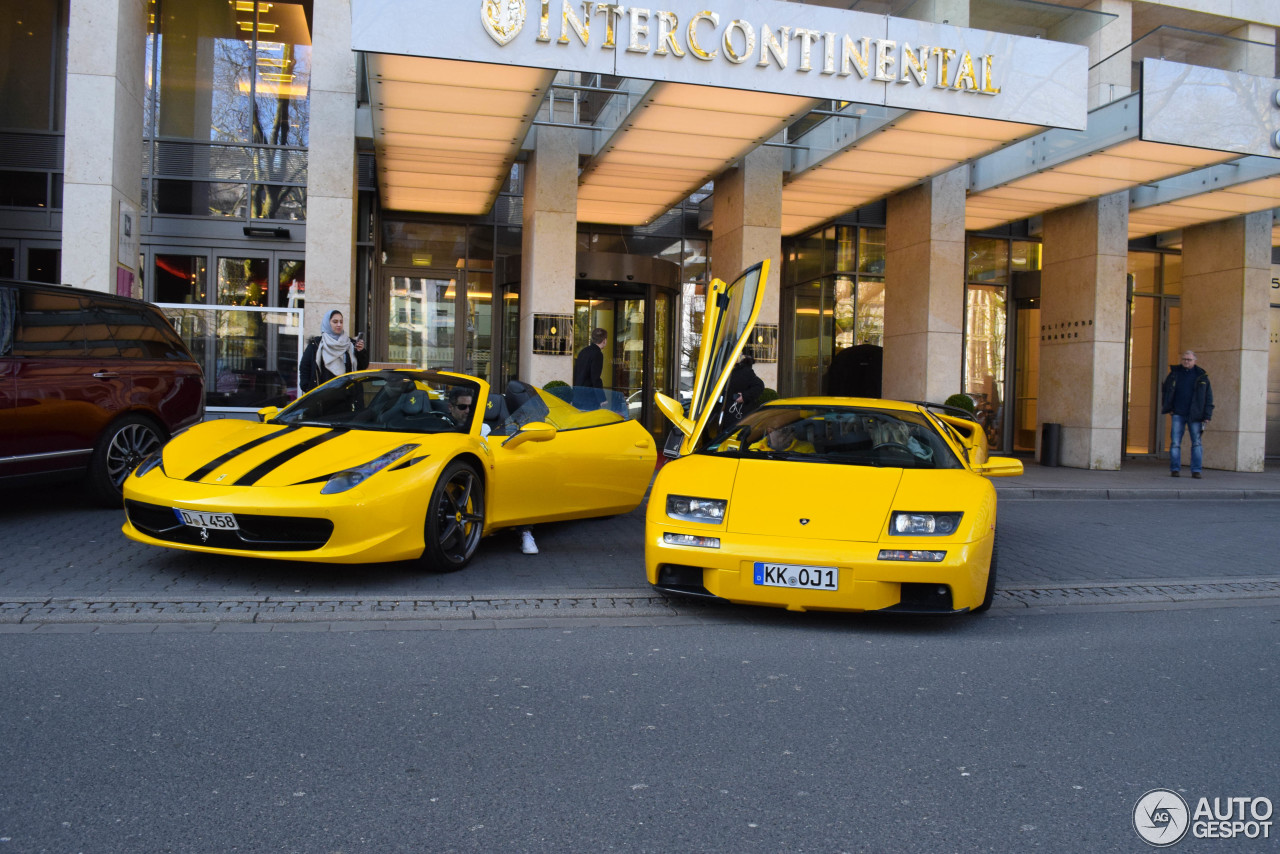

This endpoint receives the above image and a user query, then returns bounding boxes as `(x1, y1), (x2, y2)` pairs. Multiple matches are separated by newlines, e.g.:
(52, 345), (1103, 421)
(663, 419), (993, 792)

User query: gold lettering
(655, 11), (685, 57)
(901, 43), (929, 86)
(538, 0), (551, 41)
(758, 25), (791, 68)
(980, 54), (1001, 94)
(793, 28), (819, 72)
(688, 11), (719, 61)
(593, 3), (623, 49)
(932, 47), (956, 88)
(627, 7), (651, 53)
(873, 39), (895, 82)
(841, 35), (871, 78)
(723, 19), (754, 64)
(953, 51), (978, 90)
(822, 31), (837, 75)
(558, 0), (590, 46)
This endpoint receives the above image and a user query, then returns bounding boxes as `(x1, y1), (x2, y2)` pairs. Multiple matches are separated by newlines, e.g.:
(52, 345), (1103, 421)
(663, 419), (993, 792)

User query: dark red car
(0, 279), (205, 505)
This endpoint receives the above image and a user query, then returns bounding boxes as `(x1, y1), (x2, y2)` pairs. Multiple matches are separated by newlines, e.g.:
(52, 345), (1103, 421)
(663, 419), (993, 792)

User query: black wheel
(421, 461), (485, 572)
(973, 529), (999, 614)
(89, 414), (165, 507)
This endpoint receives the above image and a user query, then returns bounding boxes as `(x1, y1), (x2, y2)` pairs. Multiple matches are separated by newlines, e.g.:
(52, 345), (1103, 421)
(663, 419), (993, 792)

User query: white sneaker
(521, 530), (538, 555)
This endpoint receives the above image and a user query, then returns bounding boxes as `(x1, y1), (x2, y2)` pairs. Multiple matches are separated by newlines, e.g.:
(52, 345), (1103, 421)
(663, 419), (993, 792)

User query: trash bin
(1040, 422), (1061, 468)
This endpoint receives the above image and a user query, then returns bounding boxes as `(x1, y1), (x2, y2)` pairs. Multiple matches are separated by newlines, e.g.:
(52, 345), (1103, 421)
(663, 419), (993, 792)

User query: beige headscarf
(316, 309), (354, 378)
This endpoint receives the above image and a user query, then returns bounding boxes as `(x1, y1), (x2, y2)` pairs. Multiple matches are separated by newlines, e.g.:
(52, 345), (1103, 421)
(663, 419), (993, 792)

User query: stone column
(304, 0), (359, 337)
(61, 0), (146, 294)
(1180, 212), (1271, 472)
(882, 167), (966, 403)
(1078, 0), (1133, 109)
(520, 124), (578, 389)
(1038, 193), (1128, 470)
(711, 146), (783, 392)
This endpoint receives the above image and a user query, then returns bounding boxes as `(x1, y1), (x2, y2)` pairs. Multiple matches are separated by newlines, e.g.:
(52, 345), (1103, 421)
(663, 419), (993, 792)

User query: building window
(785, 225), (885, 396)
(145, 0), (311, 221)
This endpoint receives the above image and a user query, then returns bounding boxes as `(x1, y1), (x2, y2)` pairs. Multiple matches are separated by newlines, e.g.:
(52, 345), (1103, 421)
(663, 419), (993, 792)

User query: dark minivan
(0, 280), (205, 505)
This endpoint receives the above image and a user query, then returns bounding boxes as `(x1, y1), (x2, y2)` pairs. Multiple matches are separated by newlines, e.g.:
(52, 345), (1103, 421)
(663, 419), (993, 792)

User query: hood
(157, 419), (444, 488)
(726, 459), (903, 542)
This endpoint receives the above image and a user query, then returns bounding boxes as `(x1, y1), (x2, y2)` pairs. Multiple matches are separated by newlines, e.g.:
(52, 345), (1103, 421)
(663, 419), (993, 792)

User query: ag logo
(481, 0), (525, 46)
(1134, 789), (1190, 847)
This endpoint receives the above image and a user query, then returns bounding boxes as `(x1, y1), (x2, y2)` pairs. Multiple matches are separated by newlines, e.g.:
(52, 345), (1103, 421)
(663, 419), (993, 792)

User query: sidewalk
(994, 456), (1280, 500)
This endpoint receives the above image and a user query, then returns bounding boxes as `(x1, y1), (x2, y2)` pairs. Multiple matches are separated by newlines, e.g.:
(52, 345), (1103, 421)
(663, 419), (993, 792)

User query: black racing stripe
(186, 425), (301, 482)
(234, 429), (346, 486)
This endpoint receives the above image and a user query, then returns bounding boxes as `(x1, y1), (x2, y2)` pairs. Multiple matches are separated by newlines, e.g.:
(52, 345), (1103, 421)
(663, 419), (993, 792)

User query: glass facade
(784, 225), (885, 397)
(144, 0), (310, 220)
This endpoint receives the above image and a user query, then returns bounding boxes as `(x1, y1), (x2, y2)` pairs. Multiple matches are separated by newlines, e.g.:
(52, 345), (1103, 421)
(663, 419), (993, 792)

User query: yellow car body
(646, 260), (1022, 615)
(123, 370), (656, 570)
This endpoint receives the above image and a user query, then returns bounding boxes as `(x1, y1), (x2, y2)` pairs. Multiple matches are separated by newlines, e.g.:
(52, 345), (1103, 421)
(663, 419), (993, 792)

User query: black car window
(13, 290), (89, 358)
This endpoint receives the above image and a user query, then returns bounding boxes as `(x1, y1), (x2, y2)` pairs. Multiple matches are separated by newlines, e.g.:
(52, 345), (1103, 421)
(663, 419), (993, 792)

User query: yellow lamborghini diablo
(123, 370), (656, 570)
(646, 261), (1022, 615)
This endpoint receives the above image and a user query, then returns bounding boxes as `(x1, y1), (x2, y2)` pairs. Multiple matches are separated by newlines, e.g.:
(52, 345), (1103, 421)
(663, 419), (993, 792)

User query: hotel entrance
(572, 253), (680, 437)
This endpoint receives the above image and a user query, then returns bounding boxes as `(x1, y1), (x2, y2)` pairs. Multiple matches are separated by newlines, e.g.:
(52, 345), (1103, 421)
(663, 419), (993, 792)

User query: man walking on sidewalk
(1162, 350), (1213, 479)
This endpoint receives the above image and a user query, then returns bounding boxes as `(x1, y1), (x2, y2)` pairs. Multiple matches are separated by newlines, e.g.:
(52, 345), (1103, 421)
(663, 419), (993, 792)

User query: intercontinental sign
(352, 0), (1088, 130)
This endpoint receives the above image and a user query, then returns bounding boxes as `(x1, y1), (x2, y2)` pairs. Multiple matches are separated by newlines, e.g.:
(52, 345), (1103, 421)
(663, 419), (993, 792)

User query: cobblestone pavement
(2, 471), (1278, 628)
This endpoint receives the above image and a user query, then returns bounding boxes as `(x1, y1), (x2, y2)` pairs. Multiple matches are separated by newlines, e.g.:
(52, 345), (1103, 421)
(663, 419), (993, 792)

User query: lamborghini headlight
(666, 494), (727, 524)
(889, 512), (962, 535)
(321, 444), (419, 494)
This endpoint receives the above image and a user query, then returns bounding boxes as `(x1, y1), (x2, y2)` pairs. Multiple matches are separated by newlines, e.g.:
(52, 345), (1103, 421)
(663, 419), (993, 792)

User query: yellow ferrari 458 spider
(646, 260), (1022, 615)
(123, 370), (656, 570)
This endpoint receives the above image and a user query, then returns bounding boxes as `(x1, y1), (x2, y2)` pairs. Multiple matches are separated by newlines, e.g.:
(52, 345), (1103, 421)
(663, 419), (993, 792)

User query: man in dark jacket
(720, 348), (765, 433)
(1161, 350), (1213, 478)
(572, 327), (607, 409)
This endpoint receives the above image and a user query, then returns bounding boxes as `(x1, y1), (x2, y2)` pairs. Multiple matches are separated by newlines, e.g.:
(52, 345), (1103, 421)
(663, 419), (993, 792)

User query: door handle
(93, 371), (121, 379)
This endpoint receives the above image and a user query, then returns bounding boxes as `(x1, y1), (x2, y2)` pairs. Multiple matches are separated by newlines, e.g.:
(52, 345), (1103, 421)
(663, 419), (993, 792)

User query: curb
(3, 578), (1279, 630)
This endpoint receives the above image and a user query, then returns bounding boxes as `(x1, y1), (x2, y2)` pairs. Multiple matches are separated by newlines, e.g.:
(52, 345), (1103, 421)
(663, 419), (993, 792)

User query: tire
(89, 414), (166, 508)
(972, 529), (999, 614)
(421, 461), (485, 572)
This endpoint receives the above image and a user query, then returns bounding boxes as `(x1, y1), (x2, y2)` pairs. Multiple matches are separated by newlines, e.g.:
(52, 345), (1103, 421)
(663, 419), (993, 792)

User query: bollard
(1040, 422), (1061, 467)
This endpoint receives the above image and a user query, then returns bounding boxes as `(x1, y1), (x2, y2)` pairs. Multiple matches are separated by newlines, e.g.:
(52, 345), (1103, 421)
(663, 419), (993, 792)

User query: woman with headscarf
(299, 309), (368, 393)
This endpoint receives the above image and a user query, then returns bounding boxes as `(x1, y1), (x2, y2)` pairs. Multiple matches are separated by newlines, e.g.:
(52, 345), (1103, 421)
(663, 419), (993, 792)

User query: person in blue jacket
(1161, 350), (1213, 478)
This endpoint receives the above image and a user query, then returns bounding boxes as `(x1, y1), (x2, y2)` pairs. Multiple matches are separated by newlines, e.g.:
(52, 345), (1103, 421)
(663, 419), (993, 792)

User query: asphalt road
(3, 603), (1278, 853)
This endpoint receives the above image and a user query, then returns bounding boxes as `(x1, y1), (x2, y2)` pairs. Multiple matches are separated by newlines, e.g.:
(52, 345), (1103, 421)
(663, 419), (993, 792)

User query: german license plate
(754, 562), (838, 591)
(175, 508), (239, 530)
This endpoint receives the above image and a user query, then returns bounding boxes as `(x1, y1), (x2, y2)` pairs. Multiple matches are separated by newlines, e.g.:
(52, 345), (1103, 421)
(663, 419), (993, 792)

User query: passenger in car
(749, 423), (815, 454)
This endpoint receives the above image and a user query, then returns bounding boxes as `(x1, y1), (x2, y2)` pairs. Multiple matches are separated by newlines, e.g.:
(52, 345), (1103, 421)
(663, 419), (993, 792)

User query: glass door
(1011, 299), (1039, 453)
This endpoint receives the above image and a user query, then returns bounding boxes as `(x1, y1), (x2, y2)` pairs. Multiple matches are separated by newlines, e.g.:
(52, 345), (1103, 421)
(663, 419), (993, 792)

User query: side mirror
(257, 405), (280, 423)
(501, 420), (557, 449)
(972, 456), (1023, 478)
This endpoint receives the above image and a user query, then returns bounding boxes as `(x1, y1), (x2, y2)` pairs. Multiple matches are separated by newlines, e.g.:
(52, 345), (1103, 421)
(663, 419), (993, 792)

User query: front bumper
(122, 476), (426, 564)
(645, 523), (992, 614)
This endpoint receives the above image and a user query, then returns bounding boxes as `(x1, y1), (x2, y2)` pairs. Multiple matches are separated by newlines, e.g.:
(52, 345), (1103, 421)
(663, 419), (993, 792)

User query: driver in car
(448, 388), (476, 432)
(750, 423), (814, 454)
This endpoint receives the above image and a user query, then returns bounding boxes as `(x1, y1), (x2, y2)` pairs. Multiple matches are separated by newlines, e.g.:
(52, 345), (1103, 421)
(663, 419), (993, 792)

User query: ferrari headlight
(889, 512), (962, 536)
(133, 452), (164, 479)
(321, 444), (419, 495)
(666, 494), (727, 524)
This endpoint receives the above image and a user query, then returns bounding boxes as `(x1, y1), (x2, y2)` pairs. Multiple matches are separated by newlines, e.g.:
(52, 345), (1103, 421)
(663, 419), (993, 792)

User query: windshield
(272, 371), (481, 434)
(701, 404), (963, 469)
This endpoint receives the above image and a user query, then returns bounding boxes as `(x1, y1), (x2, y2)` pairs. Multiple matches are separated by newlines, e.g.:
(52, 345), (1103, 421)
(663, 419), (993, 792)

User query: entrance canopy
(352, 1), (1275, 241)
